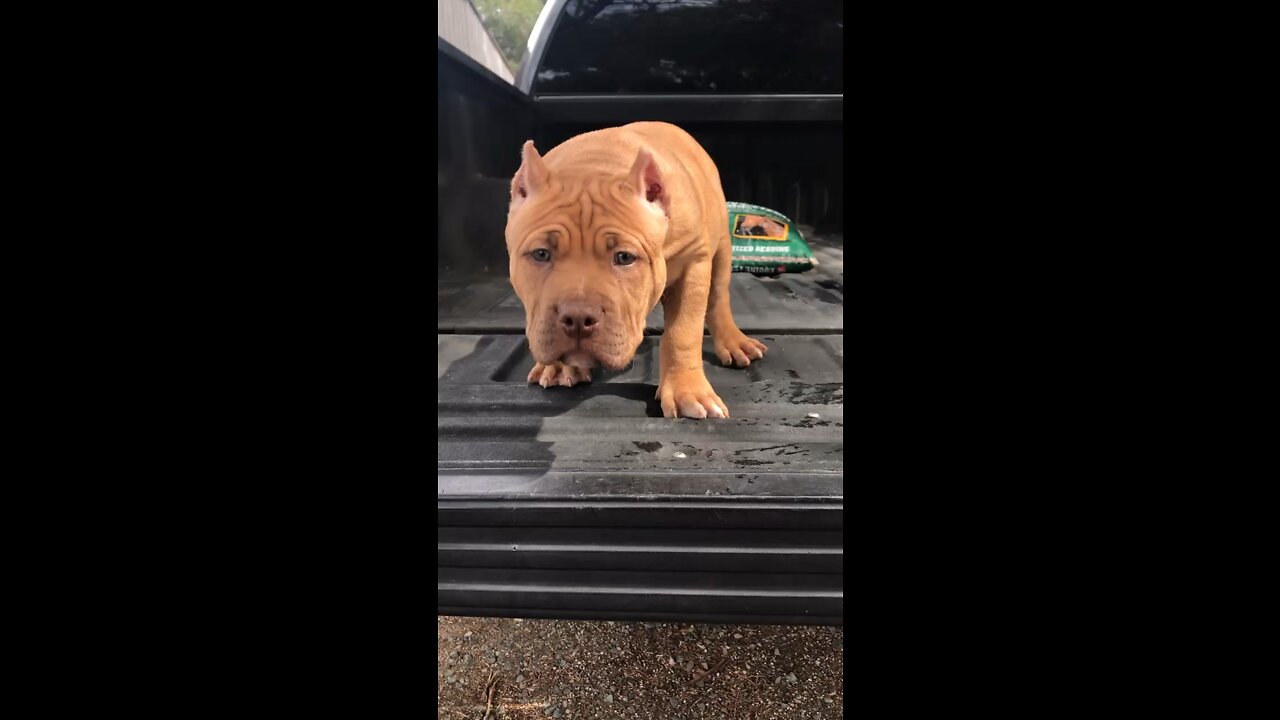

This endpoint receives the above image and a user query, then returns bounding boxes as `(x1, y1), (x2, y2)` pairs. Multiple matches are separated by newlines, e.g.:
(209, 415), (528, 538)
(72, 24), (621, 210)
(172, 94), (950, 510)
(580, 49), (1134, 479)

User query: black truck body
(438, 0), (844, 625)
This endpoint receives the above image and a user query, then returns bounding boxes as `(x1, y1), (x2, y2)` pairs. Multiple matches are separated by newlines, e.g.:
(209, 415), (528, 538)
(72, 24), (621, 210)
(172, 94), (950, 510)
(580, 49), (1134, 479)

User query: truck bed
(438, 232), (843, 625)
(438, 19), (843, 623)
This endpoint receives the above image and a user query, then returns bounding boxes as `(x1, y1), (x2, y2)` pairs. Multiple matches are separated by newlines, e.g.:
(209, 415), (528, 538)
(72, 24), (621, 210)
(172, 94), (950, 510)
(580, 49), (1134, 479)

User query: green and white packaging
(727, 201), (818, 274)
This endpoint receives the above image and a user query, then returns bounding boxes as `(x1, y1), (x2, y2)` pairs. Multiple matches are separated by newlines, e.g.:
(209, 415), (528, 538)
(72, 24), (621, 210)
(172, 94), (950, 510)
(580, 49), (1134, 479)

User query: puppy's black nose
(558, 302), (599, 338)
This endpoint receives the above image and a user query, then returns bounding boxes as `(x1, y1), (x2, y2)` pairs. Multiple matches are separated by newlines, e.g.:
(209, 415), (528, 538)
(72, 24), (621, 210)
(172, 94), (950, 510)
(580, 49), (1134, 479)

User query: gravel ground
(437, 616), (843, 719)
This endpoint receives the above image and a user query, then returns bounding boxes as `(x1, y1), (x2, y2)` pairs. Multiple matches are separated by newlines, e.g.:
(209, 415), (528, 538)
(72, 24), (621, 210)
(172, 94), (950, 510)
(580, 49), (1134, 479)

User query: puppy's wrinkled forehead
(528, 228), (622, 256)
(509, 177), (658, 255)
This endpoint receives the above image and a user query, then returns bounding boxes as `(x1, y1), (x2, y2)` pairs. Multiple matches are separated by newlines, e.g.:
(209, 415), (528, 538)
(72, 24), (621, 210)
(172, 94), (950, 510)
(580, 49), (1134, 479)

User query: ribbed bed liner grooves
(439, 233), (843, 625)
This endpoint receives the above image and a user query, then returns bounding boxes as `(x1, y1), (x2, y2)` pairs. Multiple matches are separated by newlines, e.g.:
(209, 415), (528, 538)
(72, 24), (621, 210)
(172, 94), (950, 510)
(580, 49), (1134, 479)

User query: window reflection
(534, 0), (842, 94)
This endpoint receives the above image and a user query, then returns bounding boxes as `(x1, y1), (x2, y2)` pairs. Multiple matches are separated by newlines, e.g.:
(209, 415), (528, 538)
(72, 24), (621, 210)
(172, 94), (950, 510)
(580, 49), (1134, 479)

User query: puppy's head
(504, 141), (669, 371)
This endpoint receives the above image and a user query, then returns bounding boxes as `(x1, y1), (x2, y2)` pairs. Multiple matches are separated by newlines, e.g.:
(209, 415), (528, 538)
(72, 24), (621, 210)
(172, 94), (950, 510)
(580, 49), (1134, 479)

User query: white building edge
(437, 0), (516, 84)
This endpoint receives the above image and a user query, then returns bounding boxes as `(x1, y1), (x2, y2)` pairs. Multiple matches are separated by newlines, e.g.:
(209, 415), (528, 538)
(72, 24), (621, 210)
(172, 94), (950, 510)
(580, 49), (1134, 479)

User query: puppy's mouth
(532, 343), (635, 372)
(560, 351), (598, 369)
(557, 349), (634, 371)
(529, 315), (641, 372)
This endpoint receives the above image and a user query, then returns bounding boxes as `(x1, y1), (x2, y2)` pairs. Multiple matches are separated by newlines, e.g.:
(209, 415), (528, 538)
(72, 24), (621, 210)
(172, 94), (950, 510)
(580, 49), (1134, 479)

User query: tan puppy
(505, 122), (767, 419)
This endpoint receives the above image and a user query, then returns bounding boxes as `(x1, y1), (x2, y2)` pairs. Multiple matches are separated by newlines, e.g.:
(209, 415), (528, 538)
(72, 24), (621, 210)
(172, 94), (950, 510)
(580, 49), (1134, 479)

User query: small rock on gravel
(603, 694), (613, 704)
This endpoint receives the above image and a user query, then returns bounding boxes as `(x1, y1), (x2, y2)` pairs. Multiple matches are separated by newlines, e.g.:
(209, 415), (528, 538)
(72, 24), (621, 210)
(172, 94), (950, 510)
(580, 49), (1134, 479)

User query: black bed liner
(438, 233), (843, 625)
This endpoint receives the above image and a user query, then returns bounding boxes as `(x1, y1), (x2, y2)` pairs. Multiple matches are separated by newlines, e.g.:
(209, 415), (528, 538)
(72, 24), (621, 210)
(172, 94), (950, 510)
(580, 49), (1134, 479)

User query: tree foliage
(471, 0), (547, 69)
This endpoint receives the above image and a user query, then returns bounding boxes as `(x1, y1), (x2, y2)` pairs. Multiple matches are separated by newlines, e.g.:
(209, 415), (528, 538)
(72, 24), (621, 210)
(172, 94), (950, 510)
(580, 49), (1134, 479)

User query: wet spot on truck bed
(786, 381), (843, 404)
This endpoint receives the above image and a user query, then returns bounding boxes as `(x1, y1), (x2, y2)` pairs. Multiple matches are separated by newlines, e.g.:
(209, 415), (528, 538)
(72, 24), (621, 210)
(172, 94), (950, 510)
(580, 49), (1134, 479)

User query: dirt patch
(438, 617), (843, 719)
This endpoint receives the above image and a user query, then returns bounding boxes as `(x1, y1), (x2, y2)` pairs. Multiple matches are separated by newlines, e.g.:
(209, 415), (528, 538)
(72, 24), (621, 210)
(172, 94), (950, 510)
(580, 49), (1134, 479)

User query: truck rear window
(534, 0), (843, 94)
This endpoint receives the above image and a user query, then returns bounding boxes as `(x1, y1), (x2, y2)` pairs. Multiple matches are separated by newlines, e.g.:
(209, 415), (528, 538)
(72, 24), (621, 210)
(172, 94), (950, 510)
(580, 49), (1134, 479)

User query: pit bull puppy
(505, 121), (767, 419)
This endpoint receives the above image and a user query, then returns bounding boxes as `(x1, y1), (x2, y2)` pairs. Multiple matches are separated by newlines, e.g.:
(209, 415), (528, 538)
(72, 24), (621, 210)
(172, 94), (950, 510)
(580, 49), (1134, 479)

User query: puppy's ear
(627, 148), (668, 217)
(510, 140), (549, 210)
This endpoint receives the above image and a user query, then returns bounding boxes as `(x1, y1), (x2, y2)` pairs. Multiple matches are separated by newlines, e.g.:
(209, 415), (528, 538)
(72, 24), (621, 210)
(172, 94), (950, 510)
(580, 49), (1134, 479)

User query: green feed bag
(727, 201), (818, 274)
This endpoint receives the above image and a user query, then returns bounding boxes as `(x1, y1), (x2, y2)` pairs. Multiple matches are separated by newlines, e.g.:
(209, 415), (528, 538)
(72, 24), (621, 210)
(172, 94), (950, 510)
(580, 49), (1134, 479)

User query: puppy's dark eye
(614, 251), (637, 266)
(530, 248), (551, 262)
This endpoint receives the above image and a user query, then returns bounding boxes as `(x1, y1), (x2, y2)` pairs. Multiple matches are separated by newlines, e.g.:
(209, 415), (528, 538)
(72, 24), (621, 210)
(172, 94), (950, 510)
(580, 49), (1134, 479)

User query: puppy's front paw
(657, 370), (729, 419)
(528, 362), (592, 388)
(714, 332), (768, 368)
